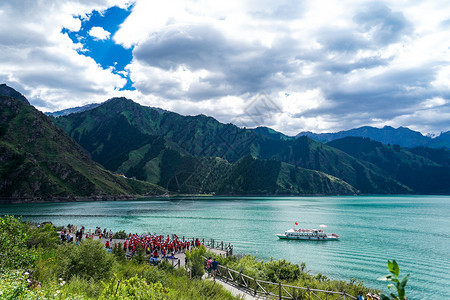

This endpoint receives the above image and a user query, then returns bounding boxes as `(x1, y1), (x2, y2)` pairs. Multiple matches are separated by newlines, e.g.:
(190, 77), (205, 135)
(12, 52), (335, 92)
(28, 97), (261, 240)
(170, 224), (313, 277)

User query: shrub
(63, 275), (101, 299)
(0, 215), (36, 270)
(55, 239), (115, 281)
(185, 245), (206, 278)
(112, 242), (126, 261)
(264, 259), (301, 282)
(99, 275), (172, 299)
(26, 223), (60, 250)
(133, 246), (146, 264)
(114, 230), (128, 239)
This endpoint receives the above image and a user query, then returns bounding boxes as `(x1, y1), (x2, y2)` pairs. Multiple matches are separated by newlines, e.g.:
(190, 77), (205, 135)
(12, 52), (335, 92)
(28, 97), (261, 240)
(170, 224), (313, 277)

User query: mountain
(0, 94), (166, 201)
(54, 97), (411, 194)
(45, 103), (101, 117)
(297, 126), (450, 149)
(0, 83), (30, 104)
(327, 137), (450, 194)
(45, 101), (170, 117)
(251, 126), (294, 141)
(431, 131), (450, 149)
(117, 145), (357, 195)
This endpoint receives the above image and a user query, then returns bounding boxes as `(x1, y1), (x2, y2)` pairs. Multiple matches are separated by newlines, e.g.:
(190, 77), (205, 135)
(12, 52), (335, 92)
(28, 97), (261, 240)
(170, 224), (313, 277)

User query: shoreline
(2, 192), (449, 204)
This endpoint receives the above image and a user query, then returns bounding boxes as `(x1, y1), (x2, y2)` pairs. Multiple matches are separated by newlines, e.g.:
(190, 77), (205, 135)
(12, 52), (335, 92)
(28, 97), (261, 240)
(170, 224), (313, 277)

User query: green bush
(264, 259), (301, 282)
(133, 246), (147, 264)
(55, 239), (115, 281)
(0, 215), (36, 270)
(63, 275), (101, 299)
(185, 245), (206, 278)
(99, 275), (172, 299)
(26, 223), (60, 250)
(114, 230), (128, 239)
(112, 242), (126, 261)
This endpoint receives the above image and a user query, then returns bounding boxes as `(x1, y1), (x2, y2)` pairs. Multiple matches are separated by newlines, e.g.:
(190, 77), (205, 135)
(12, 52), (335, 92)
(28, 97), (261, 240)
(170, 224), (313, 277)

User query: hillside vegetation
(0, 96), (166, 200)
(327, 137), (450, 194)
(55, 98), (413, 194)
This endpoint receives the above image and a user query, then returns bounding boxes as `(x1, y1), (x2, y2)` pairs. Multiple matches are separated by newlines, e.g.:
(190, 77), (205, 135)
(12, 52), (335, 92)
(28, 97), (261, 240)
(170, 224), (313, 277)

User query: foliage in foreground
(0, 216), (36, 270)
(378, 260), (409, 300)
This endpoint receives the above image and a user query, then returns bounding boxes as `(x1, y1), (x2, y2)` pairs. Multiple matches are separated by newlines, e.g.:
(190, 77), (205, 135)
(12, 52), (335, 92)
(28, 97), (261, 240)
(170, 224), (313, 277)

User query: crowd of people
(59, 224), (85, 244)
(121, 233), (202, 258)
(58, 225), (206, 264)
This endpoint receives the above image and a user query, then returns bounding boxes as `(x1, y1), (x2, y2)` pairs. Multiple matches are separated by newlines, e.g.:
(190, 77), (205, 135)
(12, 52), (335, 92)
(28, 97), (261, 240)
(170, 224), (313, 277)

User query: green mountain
(251, 126), (295, 141)
(54, 97), (410, 194)
(45, 103), (101, 117)
(297, 126), (450, 149)
(118, 146), (357, 195)
(327, 137), (450, 194)
(0, 95), (167, 201)
(0, 84), (29, 104)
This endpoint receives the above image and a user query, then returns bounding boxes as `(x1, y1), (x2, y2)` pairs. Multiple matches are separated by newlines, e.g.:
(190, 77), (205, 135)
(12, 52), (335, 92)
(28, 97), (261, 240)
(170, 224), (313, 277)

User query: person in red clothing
(105, 241), (110, 248)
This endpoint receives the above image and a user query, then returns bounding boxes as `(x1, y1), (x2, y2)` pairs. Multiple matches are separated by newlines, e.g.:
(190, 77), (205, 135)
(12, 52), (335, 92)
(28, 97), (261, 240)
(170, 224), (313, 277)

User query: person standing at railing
(207, 257), (212, 277)
(211, 258), (218, 280)
(357, 291), (365, 300)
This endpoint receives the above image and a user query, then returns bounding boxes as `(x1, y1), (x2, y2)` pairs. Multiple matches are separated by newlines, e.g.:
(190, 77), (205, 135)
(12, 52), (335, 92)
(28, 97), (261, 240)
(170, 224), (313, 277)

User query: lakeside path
(203, 275), (263, 300)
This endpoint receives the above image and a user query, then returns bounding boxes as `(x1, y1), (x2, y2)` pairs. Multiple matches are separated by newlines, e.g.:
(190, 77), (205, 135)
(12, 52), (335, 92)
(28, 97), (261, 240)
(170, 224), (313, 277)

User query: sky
(1, 0), (450, 136)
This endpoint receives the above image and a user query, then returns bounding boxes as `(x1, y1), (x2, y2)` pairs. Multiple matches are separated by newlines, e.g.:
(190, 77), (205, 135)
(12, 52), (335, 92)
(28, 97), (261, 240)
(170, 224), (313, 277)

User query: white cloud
(88, 26), (111, 40)
(0, 0), (131, 111)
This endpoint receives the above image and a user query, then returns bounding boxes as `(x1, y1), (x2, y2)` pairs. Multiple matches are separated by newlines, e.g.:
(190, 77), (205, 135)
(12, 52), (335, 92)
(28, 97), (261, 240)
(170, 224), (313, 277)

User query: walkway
(203, 274), (264, 300)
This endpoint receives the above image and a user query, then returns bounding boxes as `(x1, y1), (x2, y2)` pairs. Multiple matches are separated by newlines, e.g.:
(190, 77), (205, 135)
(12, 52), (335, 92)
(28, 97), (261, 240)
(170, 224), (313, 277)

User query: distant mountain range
(54, 96), (450, 195)
(45, 103), (101, 117)
(48, 103), (449, 150)
(0, 89), (166, 201)
(327, 137), (450, 194)
(54, 98), (362, 195)
(297, 126), (450, 149)
(2, 84), (450, 198)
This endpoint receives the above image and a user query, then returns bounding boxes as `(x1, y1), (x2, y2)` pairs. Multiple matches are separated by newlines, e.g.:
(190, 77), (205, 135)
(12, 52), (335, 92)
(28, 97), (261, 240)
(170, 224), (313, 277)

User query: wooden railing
(204, 258), (356, 300)
(202, 238), (233, 257)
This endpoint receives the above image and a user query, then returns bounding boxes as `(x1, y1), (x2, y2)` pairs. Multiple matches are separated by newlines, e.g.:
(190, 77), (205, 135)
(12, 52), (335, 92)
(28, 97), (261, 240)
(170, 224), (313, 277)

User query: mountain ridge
(297, 126), (449, 149)
(54, 97), (412, 194)
(0, 94), (167, 201)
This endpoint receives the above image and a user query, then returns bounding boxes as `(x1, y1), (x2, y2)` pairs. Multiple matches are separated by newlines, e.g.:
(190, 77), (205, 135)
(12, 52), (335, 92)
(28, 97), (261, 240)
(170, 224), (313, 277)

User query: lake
(1, 195), (449, 299)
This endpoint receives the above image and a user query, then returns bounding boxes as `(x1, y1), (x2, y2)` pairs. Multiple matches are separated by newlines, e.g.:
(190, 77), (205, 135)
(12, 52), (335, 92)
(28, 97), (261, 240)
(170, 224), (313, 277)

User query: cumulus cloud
(1, 0), (450, 135)
(88, 26), (111, 40)
(0, 0), (130, 111)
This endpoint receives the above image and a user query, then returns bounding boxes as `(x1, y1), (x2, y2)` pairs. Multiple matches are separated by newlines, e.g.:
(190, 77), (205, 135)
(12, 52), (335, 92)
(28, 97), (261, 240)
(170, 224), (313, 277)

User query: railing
(203, 257), (356, 300)
(202, 238), (233, 257)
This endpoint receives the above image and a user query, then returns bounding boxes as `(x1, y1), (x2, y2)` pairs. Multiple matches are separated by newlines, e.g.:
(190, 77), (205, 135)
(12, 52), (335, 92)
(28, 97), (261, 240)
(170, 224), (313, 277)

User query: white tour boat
(276, 228), (339, 240)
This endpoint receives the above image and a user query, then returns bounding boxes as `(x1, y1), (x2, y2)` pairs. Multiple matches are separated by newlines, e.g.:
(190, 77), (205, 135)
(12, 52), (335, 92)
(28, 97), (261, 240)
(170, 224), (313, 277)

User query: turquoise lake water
(1, 195), (449, 299)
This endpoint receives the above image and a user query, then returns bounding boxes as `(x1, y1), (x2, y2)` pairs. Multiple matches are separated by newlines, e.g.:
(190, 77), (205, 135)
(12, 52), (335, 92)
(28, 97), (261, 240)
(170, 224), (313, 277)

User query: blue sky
(0, 0), (449, 135)
(62, 5), (134, 90)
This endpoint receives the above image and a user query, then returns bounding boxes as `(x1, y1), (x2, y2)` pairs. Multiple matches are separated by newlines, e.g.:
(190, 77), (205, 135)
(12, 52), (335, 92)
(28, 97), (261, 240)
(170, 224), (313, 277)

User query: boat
(276, 228), (339, 240)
